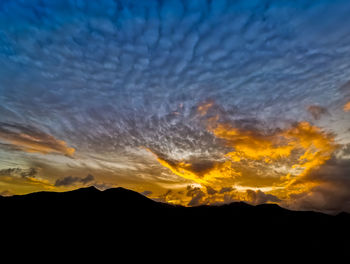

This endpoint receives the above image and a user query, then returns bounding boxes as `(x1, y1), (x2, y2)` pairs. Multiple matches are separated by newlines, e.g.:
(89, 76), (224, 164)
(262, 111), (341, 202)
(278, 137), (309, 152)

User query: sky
(0, 0), (350, 213)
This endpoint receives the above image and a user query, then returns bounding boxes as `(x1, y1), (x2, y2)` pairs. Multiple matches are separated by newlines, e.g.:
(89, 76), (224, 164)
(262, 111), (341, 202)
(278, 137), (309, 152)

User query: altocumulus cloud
(1, 0), (350, 158)
(0, 0), (350, 212)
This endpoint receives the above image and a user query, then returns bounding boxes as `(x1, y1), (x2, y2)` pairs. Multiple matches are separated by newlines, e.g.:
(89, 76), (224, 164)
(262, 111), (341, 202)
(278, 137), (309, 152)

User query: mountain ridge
(1, 186), (348, 216)
(1, 186), (349, 254)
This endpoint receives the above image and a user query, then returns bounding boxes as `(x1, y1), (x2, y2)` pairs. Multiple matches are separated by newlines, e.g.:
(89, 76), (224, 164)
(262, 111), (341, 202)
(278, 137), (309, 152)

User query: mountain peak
(67, 185), (100, 194)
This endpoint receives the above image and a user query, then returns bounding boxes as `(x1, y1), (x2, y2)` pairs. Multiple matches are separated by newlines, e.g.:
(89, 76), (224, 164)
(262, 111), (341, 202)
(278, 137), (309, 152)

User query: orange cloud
(152, 184), (281, 207)
(197, 101), (214, 116)
(149, 102), (338, 207)
(212, 123), (294, 163)
(344, 101), (350, 112)
(214, 122), (335, 175)
(0, 123), (75, 157)
(146, 148), (238, 184)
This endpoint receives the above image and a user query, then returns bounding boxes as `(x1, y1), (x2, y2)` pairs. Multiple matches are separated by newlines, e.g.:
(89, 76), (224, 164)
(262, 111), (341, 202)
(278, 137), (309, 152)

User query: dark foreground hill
(1, 186), (349, 257)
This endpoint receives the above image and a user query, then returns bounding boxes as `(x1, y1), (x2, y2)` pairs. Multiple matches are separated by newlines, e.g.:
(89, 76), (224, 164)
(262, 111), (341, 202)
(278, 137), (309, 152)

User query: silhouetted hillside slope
(1, 187), (349, 255)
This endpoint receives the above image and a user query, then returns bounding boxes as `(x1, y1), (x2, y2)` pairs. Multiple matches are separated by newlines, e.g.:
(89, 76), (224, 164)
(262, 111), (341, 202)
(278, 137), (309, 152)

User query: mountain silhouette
(1, 186), (349, 256)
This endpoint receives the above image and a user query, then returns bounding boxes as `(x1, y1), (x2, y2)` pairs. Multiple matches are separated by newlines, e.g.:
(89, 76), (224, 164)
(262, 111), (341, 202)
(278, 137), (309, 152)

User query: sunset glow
(1, 0), (350, 213)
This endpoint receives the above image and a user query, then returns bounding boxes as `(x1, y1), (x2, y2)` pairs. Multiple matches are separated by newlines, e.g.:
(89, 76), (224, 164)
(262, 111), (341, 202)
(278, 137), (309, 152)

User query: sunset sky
(0, 0), (350, 213)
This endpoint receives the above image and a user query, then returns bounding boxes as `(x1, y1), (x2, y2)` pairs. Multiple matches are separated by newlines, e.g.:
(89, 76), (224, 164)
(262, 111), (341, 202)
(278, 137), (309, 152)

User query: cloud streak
(0, 0), (350, 212)
(0, 123), (75, 157)
(54, 174), (95, 187)
(0, 167), (37, 178)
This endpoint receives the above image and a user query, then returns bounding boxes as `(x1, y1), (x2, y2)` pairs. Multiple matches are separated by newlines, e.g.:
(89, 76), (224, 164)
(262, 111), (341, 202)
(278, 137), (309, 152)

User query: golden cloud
(0, 123), (75, 157)
(149, 102), (338, 207)
(146, 148), (238, 184)
(197, 101), (214, 116)
(0, 173), (59, 195)
(344, 101), (350, 112)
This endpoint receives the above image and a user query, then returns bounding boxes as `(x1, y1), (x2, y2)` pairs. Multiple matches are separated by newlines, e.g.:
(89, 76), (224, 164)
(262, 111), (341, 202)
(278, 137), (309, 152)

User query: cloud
(141, 190), (152, 197)
(0, 168), (56, 195)
(288, 183), (350, 214)
(197, 101), (215, 116)
(19, 168), (37, 178)
(186, 186), (206, 206)
(147, 148), (237, 185)
(154, 189), (174, 203)
(205, 186), (217, 195)
(0, 167), (38, 178)
(154, 183), (281, 207)
(81, 174), (95, 184)
(344, 101), (350, 112)
(0, 0), (350, 213)
(0, 123), (75, 157)
(150, 102), (337, 203)
(219, 187), (233, 194)
(286, 149), (350, 213)
(93, 182), (115, 191)
(54, 174), (95, 187)
(307, 105), (329, 120)
(245, 190), (281, 205)
(1, 0), (349, 162)
(0, 190), (13, 197)
(338, 143), (350, 158)
(0, 168), (23, 177)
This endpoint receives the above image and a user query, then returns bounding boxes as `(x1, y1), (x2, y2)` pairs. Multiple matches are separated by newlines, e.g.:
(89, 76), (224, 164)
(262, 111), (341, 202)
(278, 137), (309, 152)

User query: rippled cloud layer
(0, 0), (350, 213)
